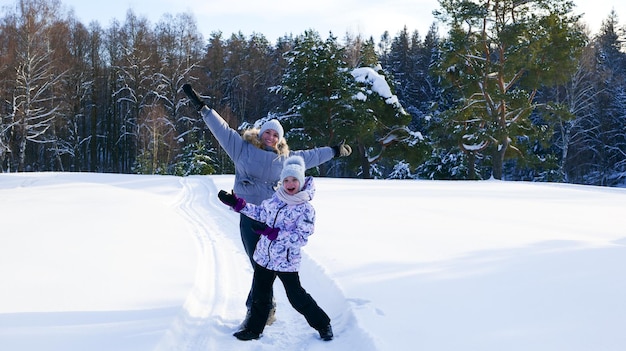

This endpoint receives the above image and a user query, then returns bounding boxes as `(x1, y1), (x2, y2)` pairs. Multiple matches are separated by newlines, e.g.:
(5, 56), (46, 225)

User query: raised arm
(183, 83), (244, 160)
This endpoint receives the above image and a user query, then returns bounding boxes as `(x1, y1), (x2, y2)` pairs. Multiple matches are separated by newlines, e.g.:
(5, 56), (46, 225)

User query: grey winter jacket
(201, 107), (335, 205)
(241, 176), (316, 272)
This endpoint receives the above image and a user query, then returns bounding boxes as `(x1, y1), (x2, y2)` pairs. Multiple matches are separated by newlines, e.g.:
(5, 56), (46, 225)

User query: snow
(2, 172), (626, 351)
(462, 134), (488, 151)
(351, 66), (403, 110)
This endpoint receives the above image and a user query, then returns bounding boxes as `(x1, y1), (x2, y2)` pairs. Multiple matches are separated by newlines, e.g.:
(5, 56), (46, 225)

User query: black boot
(317, 324), (333, 341)
(233, 328), (261, 341)
(182, 83), (206, 111)
(238, 309), (252, 331)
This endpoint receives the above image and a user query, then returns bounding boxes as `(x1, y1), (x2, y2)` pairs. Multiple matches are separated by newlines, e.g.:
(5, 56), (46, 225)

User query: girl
(218, 156), (333, 341)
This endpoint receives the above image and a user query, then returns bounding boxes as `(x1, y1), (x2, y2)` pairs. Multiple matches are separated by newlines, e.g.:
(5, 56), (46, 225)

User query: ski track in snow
(155, 176), (378, 351)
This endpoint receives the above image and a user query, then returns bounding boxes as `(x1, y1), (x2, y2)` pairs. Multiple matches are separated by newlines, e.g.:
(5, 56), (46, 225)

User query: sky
(2, 172), (626, 350)
(1, 0), (624, 41)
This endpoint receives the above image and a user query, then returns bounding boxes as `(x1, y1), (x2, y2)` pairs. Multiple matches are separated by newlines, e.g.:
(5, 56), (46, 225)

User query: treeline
(1, 0), (625, 186)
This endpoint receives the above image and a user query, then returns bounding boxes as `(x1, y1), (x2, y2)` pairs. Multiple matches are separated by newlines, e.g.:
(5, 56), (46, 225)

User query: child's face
(261, 129), (280, 148)
(282, 176), (300, 195)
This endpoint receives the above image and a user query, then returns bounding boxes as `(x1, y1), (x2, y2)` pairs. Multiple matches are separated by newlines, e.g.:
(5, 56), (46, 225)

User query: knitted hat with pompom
(280, 155), (305, 190)
(259, 119), (284, 140)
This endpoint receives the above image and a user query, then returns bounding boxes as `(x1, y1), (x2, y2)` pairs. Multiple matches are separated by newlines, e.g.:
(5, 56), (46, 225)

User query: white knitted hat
(259, 119), (284, 140)
(280, 156), (306, 190)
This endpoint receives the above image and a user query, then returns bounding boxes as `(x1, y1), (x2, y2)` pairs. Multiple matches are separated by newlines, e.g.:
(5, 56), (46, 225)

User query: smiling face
(282, 176), (301, 195)
(260, 129), (280, 148)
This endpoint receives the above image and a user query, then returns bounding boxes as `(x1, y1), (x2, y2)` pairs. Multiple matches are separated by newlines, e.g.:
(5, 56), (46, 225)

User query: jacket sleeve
(240, 200), (269, 224)
(291, 147), (335, 170)
(292, 204), (315, 245)
(200, 107), (245, 161)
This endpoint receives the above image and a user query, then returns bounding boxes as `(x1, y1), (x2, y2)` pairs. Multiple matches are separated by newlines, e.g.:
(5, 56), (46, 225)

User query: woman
(183, 83), (350, 327)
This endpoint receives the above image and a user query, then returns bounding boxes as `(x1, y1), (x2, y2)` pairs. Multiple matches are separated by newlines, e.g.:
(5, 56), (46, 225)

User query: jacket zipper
(267, 204), (287, 264)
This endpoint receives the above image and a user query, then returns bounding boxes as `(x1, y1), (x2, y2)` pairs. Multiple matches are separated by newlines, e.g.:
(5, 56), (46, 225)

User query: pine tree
(280, 30), (423, 178)
(280, 30), (354, 149)
(434, 0), (586, 180)
(567, 11), (626, 185)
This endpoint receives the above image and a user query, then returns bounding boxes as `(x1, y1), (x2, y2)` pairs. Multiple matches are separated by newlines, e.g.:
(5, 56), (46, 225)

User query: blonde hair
(242, 128), (290, 156)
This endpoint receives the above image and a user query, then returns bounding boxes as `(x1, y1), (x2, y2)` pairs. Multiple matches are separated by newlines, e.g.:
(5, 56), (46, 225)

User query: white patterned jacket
(240, 176), (316, 272)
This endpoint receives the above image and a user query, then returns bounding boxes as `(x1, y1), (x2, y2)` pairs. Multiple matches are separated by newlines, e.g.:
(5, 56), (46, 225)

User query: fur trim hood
(242, 128), (289, 156)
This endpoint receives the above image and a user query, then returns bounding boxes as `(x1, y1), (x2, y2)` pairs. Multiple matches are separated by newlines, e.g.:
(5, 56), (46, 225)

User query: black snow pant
(239, 214), (273, 309)
(245, 264), (330, 334)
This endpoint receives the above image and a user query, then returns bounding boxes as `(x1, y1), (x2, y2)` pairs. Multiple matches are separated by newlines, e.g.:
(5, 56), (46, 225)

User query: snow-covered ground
(1, 172), (625, 351)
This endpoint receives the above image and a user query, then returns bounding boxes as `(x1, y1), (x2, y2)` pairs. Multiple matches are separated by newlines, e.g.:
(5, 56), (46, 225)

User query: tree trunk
(467, 152), (476, 180)
(492, 138), (508, 180)
(357, 142), (371, 179)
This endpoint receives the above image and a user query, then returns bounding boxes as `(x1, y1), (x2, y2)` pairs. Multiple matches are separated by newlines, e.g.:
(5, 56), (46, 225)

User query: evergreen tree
(280, 30), (354, 150)
(171, 139), (217, 176)
(280, 30), (423, 178)
(434, 0), (586, 180)
(567, 11), (626, 185)
(350, 65), (425, 179)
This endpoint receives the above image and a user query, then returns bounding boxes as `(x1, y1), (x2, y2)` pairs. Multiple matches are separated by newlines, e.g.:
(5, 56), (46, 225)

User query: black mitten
(182, 83), (207, 111)
(218, 190), (246, 212)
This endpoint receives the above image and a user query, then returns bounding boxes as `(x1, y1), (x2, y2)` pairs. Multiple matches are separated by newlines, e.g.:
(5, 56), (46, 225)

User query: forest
(1, 0), (625, 186)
